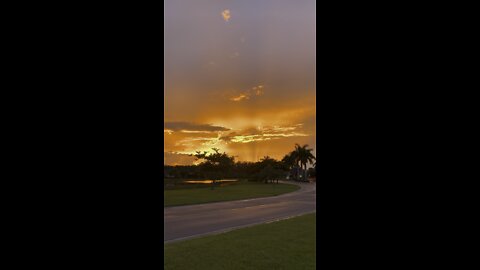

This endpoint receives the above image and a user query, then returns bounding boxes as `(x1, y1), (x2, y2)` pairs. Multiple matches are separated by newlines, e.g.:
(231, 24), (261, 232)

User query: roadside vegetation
(163, 144), (315, 206)
(164, 144), (317, 187)
(164, 180), (299, 207)
(164, 213), (316, 270)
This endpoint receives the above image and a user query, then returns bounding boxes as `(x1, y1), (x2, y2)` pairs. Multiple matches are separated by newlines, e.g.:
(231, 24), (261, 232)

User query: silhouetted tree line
(164, 144), (316, 184)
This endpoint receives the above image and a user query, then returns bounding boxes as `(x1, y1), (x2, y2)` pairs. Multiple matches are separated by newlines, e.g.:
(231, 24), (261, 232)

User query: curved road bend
(164, 181), (316, 243)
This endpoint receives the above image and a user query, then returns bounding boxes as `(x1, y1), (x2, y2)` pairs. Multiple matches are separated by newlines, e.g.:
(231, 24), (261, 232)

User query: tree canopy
(165, 144), (316, 182)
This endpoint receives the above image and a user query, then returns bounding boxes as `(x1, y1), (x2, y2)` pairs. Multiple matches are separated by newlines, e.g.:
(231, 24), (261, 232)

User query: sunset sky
(165, 0), (316, 165)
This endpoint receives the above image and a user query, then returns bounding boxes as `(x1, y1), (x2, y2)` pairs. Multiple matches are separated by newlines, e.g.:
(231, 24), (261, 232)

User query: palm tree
(294, 144), (316, 181)
(282, 151), (299, 180)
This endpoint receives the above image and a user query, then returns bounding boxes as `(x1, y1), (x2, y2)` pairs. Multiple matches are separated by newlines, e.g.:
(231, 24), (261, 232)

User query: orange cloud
(221, 9), (231, 22)
(164, 122), (230, 132)
(229, 85), (265, 102)
(230, 94), (249, 101)
(219, 124), (309, 144)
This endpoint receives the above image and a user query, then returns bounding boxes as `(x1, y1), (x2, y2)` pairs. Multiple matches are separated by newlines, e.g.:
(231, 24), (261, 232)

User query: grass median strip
(164, 213), (316, 270)
(164, 182), (300, 207)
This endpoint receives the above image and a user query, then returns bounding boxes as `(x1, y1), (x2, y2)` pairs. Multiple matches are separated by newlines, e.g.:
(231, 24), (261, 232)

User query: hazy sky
(165, 0), (316, 165)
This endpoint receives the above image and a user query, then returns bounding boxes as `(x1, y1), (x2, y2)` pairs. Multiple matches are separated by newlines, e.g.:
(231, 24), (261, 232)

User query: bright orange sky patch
(165, 0), (315, 165)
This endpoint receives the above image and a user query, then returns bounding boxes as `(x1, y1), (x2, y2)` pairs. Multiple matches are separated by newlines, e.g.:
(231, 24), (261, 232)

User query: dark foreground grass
(164, 213), (316, 270)
(164, 182), (300, 207)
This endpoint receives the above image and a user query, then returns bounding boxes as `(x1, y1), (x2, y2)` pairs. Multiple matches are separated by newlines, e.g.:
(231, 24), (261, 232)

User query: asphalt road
(164, 181), (316, 243)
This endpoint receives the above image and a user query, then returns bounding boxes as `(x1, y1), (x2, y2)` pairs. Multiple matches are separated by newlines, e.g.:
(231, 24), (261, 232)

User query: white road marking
(164, 211), (316, 244)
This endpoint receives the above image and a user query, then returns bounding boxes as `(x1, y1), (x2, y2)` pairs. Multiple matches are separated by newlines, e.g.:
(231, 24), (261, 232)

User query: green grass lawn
(164, 181), (300, 207)
(164, 213), (316, 270)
